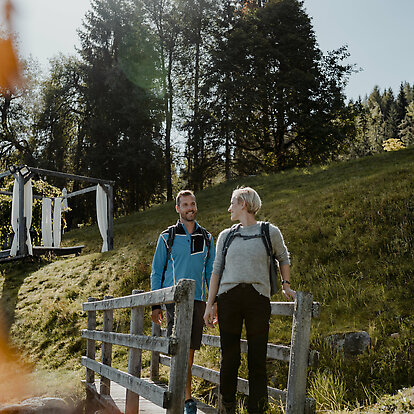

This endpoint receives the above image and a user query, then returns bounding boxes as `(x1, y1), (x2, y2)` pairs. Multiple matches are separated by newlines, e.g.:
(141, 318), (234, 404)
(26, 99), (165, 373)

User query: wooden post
(286, 292), (313, 414)
(17, 173), (27, 256)
(86, 297), (97, 412)
(125, 290), (144, 414)
(167, 279), (195, 414)
(100, 296), (114, 396)
(107, 184), (114, 251)
(150, 322), (161, 381)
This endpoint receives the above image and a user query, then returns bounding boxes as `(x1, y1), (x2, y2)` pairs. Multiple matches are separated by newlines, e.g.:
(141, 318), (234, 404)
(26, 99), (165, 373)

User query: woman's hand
(282, 285), (296, 300)
(204, 303), (218, 328)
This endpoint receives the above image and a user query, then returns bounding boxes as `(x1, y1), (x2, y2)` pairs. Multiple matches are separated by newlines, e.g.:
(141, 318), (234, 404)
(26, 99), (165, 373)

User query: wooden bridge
(81, 279), (320, 413)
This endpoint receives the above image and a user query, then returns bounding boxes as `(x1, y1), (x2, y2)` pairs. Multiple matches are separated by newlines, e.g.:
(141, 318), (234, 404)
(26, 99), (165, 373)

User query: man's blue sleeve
(150, 234), (167, 291)
(205, 234), (215, 288)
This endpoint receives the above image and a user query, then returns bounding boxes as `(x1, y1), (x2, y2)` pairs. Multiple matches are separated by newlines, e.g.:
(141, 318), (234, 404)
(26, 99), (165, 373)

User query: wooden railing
(151, 291), (320, 414)
(81, 279), (196, 414)
(81, 283), (320, 414)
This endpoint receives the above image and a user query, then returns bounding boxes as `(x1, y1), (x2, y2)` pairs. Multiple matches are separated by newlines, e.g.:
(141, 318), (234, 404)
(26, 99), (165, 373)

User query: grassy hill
(0, 147), (413, 410)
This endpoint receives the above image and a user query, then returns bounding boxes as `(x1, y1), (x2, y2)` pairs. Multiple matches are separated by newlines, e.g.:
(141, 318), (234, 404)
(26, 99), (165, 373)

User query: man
(151, 190), (215, 414)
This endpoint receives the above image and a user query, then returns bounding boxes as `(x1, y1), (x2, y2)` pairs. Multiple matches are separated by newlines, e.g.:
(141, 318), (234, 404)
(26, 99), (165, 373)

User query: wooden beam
(167, 279), (195, 414)
(64, 186), (97, 198)
(0, 190), (43, 200)
(82, 285), (177, 311)
(286, 292), (313, 414)
(125, 289), (144, 414)
(0, 170), (13, 180)
(80, 357), (170, 409)
(29, 167), (115, 186)
(160, 355), (288, 403)
(100, 296), (113, 396)
(271, 301), (321, 318)
(81, 330), (177, 354)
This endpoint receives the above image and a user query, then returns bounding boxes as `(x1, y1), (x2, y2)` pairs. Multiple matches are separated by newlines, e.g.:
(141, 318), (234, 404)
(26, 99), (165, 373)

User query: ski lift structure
(0, 165), (114, 263)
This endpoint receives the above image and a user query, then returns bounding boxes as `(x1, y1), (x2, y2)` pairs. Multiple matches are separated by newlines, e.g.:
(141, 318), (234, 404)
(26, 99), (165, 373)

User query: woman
(204, 187), (295, 414)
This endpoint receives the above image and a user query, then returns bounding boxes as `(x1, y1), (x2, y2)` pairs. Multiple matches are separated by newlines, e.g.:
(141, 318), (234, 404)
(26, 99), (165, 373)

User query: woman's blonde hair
(232, 186), (262, 215)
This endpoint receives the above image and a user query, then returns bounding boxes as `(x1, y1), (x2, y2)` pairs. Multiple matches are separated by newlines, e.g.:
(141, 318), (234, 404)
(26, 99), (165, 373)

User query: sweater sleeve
(212, 228), (230, 275)
(150, 233), (168, 291)
(270, 224), (290, 266)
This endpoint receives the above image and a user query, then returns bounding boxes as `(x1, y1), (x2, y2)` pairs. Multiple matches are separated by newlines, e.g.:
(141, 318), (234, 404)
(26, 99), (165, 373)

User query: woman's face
(228, 196), (244, 221)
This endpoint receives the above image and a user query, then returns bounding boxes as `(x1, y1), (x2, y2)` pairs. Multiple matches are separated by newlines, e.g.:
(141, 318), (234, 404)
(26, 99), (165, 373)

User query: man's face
(176, 195), (198, 222)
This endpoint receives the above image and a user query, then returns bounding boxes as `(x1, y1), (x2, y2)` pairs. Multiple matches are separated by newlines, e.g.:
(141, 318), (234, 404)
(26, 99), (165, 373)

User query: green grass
(1, 147), (413, 409)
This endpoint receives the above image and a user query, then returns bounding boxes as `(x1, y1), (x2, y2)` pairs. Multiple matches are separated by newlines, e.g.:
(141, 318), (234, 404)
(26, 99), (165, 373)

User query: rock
(325, 331), (370, 356)
(0, 397), (70, 414)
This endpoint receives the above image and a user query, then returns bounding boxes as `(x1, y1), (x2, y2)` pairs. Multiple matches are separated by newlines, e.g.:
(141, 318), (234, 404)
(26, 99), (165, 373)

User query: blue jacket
(150, 221), (215, 302)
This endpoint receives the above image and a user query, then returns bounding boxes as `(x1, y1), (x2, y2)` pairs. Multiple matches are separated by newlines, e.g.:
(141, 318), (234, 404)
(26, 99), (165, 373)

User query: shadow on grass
(0, 257), (50, 335)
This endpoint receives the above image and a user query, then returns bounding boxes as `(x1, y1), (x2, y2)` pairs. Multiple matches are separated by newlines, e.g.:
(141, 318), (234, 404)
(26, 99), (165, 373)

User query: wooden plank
(0, 170), (13, 180)
(32, 245), (85, 256)
(286, 292), (313, 414)
(271, 302), (295, 316)
(125, 289), (144, 414)
(81, 357), (170, 408)
(101, 296), (114, 395)
(0, 254), (26, 263)
(82, 330), (176, 354)
(64, 185), (97, 198)
(0, 190), (43, 199)
(160, 356), (287, 403)
(29, 167), (115, 186)
(151, 323), (161, 381)
(86, 298), (97, 385)
(82, 286), (177, 311)
(271, 301), (321, 319)
(201, 334), (291, 362)
(167, 279), (195, 414)
(0, 249), (11, 259)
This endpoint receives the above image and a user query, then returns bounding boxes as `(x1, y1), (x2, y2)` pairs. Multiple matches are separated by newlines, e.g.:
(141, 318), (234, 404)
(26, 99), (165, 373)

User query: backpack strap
(261, 221), (279, 295)
(199, 226), (211, 259)
(161, 224), (177, 285)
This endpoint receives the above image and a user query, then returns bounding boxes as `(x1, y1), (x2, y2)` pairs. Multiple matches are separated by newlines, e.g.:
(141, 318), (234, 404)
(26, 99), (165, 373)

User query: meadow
(0, 147), (413, 411)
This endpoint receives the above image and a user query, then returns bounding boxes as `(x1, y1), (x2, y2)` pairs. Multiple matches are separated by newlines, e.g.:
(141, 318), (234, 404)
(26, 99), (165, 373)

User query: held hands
(203, 303), (218, 328)
(151, 309), (163, 325)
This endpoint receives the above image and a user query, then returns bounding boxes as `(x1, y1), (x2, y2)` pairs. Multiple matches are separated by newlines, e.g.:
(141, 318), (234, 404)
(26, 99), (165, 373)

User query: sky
(4, 0), (414, 101)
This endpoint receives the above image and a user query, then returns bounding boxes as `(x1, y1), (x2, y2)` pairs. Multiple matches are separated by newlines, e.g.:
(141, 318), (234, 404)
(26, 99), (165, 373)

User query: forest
(1, 0), (413, 225)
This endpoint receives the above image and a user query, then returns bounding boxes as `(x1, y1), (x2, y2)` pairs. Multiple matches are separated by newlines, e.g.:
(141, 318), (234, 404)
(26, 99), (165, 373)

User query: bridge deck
(93, 380), (216, 413)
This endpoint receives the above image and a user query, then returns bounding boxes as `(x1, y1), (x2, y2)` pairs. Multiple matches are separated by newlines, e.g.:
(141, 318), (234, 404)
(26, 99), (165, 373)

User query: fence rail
(81, 282), (320, 414)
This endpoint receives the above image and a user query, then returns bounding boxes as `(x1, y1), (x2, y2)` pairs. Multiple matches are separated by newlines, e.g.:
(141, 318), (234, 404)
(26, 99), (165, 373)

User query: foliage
(347, 82), (414, 158)
(203, 0), (355, 177)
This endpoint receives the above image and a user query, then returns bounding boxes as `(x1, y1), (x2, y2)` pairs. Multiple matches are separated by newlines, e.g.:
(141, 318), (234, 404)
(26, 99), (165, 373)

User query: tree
(0, 53), (38, 166)
(399, 101), (414, 147)
(77, 0), (164, 212)
(207, 0), (355, 174)
(35, 55), (86, 174)
(140, 0), (181, 201)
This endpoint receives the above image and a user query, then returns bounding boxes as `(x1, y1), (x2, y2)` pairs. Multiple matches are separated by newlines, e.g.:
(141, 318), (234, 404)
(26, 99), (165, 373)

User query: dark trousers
(217, 284), (271, 413)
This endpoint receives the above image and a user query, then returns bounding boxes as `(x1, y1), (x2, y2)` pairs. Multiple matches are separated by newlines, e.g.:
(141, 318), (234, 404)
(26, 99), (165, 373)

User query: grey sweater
(213, 222), (290, 298)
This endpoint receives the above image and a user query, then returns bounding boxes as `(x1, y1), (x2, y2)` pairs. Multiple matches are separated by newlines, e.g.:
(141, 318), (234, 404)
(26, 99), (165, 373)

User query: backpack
(217, 221), (279, 295)
(161, 223), (211, 285)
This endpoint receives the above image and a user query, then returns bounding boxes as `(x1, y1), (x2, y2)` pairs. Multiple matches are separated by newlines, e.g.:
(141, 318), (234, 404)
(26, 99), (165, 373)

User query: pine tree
(77, 0), (164, 211)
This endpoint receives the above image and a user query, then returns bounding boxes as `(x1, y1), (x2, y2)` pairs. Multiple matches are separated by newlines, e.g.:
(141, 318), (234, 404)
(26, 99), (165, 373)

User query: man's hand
(203, 303), (217, 328)
(151, 309), (163, 325)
